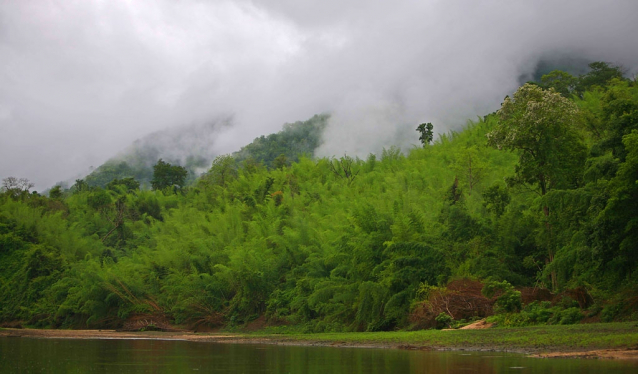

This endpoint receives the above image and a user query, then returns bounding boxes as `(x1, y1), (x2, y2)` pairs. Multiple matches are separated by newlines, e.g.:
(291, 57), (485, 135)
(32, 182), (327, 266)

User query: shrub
(435, 313), (453, 329)
(550, 307), (583, 325)
(486, 312), (530, 327)
(482, 280), (522, 313)
(410, 279), (492, 329)
(523, 301), (554, 324)
(601, 303), (623, 322)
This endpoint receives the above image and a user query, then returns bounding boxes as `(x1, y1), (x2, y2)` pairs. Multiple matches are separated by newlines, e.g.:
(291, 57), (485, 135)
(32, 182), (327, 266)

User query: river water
(1, 337), (637, 373)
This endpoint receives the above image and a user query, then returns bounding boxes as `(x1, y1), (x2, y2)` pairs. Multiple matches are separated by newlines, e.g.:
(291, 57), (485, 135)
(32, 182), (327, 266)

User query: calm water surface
(1, 337), (637, 373)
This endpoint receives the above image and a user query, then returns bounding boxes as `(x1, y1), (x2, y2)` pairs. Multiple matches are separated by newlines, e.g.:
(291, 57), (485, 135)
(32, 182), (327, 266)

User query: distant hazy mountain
(80, 114), (329, 188)
(233, 113), (328, 168)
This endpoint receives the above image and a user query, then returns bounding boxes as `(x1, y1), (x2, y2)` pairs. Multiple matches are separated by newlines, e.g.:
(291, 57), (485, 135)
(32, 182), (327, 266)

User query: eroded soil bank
(2, 328), (637, 360)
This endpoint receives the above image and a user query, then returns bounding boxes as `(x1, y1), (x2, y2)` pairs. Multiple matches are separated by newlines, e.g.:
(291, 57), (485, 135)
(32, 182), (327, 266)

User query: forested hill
(232, 114), (329, 169)
(82, 120), (226, 189)
(79, 114), (329, 189)
(1, 62), (637, 332)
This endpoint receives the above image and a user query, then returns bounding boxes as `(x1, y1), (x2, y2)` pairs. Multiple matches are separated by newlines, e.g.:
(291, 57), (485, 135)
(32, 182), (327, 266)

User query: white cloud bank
(1, 0), (637, 189)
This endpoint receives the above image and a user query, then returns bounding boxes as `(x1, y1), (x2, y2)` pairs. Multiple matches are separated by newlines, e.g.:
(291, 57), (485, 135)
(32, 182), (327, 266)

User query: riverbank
(2, 322), (638, 359)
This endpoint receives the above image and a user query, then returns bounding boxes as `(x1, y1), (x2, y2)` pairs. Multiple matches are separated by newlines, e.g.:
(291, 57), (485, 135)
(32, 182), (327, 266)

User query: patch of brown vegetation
(0, 321), (23, 329)
(242, 315), (269, 332)
(241, 315), (291, 332)
(410, 278), (493, 329)
(563, 287), (594, 309)
(184, 307), (225, 332)
(519, 287), (553, 305)
(121, 314), (183, 332)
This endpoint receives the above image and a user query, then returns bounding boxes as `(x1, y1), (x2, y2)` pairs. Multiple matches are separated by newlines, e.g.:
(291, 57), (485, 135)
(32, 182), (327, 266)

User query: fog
(1, 0), (637, 190)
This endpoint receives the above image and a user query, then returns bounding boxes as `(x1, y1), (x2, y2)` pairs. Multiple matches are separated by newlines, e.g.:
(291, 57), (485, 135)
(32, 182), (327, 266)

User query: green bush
(435, 312), (453, 329)
(482, 280), (522, 313)
(586, 304), (603, 318)
(523, 301), (554, 324)
(486, 312), (530, 327)
(601, 304), (623, 322)
(548, 307), (584, 325)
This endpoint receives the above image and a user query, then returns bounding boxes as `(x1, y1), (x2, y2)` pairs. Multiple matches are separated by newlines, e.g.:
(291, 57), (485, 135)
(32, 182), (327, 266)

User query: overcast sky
(1, 0), (638, 190)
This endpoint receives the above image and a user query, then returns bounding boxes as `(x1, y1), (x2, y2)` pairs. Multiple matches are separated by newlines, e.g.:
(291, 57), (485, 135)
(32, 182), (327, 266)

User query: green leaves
(416, 122), (434, 146)
(482, 280), (522, 313)
(541, 70), (577, 97)
(489, 84), (587, 195)
(151, 159), (187, 191)
(482, 184), (510, 217)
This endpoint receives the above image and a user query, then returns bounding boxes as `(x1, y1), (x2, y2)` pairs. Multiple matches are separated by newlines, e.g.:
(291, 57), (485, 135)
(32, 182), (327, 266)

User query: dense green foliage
(1, 64), (637, 332)
(233, 114), (328, 169)
(150, 159), (188, 191)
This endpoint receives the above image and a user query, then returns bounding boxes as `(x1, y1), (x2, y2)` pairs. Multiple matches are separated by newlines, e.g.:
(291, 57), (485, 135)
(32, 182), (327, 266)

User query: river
(1, 337), (637, 373)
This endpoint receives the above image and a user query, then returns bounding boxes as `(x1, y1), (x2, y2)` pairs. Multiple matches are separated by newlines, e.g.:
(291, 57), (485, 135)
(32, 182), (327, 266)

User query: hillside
(80, 114), (329, 189)
(1, 63), (637, 332)
(233, 114), (328, 169)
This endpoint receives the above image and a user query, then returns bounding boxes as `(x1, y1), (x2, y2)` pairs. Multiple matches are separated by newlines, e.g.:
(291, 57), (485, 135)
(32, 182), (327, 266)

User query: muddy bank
(1, 328), (637, 360)
(1, 329), (389, 348)
(530, 349), (638, 360)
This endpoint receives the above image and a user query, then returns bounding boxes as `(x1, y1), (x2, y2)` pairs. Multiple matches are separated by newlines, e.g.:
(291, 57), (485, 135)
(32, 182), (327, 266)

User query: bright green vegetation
(253, 322), (638, 352)
(1, 62), (637, 332)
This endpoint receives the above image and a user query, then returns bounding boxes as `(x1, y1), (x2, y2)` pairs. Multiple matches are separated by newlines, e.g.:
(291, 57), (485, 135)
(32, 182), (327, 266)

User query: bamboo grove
(1, 63), (637, 331)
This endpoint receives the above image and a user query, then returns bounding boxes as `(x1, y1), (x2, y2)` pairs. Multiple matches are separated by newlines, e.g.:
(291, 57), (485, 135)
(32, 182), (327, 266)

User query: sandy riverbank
(2, 328), (637, 360)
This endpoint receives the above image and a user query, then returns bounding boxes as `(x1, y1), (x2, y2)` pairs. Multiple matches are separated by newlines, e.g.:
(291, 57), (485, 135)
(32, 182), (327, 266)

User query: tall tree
(488, 84), (587, 196)
(416, 123), (434, 146)
(151, 159), (187, 191)
(576, 61), (624, 95)
(592, 130), (638, 283)
(72, 179), (90, 193)
(488, 84), (587, 289)
(203, 155), (238, 188)
(599, 79), (638, 161)
(541, 70), (577, 97)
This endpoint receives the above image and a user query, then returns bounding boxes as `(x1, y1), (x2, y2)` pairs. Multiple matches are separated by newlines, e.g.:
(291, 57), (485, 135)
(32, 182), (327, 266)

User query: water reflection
(1, 337), (637, 373)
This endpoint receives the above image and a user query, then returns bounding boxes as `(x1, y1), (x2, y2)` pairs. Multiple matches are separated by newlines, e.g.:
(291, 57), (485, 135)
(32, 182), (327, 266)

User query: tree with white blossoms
(488, 84), (586, 196)
(487, 83), (587, 290)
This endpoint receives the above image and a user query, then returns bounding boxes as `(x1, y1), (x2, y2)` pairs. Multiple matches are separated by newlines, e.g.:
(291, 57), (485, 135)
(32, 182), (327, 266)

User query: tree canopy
(151, 159), (188, 190)
(416, 122), (434, 146)
(488, 84), (587, 195)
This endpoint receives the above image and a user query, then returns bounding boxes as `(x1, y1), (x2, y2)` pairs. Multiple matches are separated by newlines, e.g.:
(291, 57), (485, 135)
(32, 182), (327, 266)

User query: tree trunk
(543, 204), (557, 291)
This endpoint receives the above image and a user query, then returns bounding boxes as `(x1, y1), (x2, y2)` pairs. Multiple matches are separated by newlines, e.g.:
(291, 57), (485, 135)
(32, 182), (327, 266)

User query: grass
(246, 322), (638, 352)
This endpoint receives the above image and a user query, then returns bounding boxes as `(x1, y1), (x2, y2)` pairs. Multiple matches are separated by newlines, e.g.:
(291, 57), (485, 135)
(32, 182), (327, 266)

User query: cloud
(1, 0), (637, 189)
